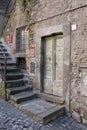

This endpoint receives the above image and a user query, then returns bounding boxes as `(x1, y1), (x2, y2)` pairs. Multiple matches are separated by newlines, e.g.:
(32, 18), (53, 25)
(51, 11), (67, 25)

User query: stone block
(20, 98), (65, 124)
(72, 111), (81, 123)
(83, 119), (87, 125)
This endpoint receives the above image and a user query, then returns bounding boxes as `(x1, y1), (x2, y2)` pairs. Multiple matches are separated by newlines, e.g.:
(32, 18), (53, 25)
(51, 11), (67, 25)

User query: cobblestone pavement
(0, 99), (87, 130)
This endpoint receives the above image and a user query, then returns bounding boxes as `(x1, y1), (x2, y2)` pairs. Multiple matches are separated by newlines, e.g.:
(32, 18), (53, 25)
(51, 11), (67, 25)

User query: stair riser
(0, 47), (6, 50)
(0, 53), (9, 56)
(0, 49), (7, 51)
(0, 63), (16, 67)
(0, 69), (20, 73)
(7, 87), (33, 95)
(39, 108), (65, 124)
(0, 58), (12, 63)
(0, 58), (12, 61)
(0, 44), (6, 46)
(7, 70), (20, 73)
(6, 81), (28, 88)
(40, 93), (65, 105)
(16, 94), (38, 104)
(6, 75), (24, 80)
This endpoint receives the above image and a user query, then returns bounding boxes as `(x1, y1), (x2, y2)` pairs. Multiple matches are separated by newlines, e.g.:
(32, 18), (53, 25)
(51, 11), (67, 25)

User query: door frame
(40, 35), (55, 93)
(41, 34), (64, 96)
(38, 24), (70, 110)
(41, 35), (54, 94)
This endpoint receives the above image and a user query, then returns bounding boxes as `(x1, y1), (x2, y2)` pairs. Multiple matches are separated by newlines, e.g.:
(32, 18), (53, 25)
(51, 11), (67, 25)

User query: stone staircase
(0, 41), (65, 124)
(0, 41), (37, 103)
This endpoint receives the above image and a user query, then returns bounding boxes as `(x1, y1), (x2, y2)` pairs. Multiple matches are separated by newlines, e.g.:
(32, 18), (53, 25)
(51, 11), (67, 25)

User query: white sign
(71, 24), (77, 31)
(83, 77), (87, 86)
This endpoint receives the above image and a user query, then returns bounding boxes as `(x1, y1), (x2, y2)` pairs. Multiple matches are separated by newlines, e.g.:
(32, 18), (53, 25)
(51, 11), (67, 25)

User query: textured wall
(2, 1), (28, 54)
(2, 0), (87, 124)
(27, 0), (87, 124)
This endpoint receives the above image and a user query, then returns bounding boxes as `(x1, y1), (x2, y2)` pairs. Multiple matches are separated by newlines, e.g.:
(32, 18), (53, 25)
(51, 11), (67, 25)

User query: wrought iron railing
(0, 42), (7, 101)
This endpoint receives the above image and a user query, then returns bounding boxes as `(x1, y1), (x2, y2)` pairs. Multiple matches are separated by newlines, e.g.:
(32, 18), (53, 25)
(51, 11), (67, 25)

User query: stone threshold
(19, 98), (65, 124)
(39, 93), (65, 105)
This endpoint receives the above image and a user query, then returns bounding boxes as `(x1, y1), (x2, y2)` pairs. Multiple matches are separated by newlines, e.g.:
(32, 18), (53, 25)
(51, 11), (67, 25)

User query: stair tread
(0, 66), (19, 70)
(0, 48), (7, 50)
(0, 61), (15, 64)
(10, 90), (37, 101)
(6, 73), (24, 76)
(6, 85), (32, 93)
(6, 78), (25, 83)
(0, 44), (5, 46)
(0, 57), (11, 59)
(0, 52), (9, 54)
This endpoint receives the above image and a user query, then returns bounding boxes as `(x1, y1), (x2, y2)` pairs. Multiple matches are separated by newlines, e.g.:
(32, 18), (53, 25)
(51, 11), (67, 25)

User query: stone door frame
(36, 23), (71, 110)
(41, 34), (64, 97)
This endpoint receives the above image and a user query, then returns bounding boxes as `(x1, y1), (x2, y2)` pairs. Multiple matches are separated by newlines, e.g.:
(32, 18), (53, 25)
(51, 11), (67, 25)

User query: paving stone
(28, 126), (34, 130)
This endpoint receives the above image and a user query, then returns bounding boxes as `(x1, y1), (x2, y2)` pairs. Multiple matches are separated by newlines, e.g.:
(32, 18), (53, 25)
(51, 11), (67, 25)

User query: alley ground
(0, 99), (87, 130)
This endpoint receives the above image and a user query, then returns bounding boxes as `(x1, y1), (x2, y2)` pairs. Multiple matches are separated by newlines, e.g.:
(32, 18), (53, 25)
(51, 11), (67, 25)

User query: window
(16, 26), (27, 53)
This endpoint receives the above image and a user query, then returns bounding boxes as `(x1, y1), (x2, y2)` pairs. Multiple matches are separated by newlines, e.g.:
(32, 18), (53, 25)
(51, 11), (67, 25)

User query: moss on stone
(0, 79), (5, 99)
(18, 0), (26, 11)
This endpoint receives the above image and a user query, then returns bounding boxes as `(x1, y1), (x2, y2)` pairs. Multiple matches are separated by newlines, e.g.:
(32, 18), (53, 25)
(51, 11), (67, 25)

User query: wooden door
(43, 37), (53, 94)
(53, 35), (63, 97)
(43, 34), (63, 97)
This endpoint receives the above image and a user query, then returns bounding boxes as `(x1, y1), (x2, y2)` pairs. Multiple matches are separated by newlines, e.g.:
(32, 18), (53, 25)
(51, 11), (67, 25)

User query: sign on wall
(81, 69), (87, 97)
(30, 44), (35, 58)
(30, 62), (35, 74)
(8, 34), (13, 44)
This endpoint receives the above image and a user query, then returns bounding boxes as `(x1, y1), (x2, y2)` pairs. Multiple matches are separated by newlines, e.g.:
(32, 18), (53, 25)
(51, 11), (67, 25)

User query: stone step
(6, 79), (27, 87)
(0, 41), (3, 44)
(0, 44), (7, 48)
(0, 59), (12, 63)
(39, 93), (64, 105)
(0, 45), (6, 48)
(5, 73), (24, 80)
(0, 67), (20, 73)
(0, 52), (10, 56)
(10, 91), (38, 104)
(6, 79), (26, 83)
(0, 48), (7, 51)
(0, 61), (16, 65)
(19, 98), (65, 124)
(38, 105), (65, 124)
(0, 57), (11, 60)
(6, 85), (33, 95)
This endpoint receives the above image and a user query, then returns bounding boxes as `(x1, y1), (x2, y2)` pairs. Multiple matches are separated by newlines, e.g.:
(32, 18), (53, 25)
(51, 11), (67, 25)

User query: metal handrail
(0, 43), (7, 101)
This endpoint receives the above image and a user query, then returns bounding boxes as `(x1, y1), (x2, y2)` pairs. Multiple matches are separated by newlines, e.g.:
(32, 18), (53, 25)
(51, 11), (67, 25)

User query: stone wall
(2, 0), (28, 54)
(70, 6), (87, 125)
(26, 0), (87, 124)
(2, 0), (87, 124)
